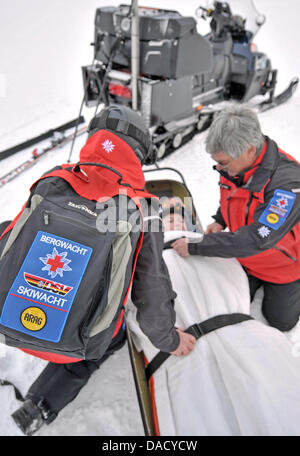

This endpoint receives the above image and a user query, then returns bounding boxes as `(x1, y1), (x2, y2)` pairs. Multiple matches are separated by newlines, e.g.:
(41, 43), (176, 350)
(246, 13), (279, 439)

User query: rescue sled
(125, 167), (203, 436)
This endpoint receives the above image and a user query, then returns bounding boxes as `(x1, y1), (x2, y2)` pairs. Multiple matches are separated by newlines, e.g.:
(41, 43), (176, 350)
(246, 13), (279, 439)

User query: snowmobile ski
(0, 116), (85, 161)
(0, 125), (87, 189)
(258, 77), (299, 112)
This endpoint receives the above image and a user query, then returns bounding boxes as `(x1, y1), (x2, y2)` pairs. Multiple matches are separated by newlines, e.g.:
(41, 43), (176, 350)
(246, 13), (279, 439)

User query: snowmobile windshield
(226, 0), (265, 37)
(200, 0), (265, 38)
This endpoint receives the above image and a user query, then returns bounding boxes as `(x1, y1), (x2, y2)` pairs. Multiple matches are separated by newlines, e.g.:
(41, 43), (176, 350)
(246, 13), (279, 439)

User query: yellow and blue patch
(259, 189), (296, 230)
(0, 231), (92, 343)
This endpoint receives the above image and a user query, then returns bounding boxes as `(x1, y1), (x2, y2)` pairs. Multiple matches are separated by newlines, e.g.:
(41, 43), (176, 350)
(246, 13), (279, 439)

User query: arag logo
(20, 307), (47, 332)
(266, 213), (279, 224)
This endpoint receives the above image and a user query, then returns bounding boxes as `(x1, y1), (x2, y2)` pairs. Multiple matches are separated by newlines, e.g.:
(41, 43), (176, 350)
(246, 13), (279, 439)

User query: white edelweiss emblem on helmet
(102, 139), (115, 154)
(258, 225), (271, 238)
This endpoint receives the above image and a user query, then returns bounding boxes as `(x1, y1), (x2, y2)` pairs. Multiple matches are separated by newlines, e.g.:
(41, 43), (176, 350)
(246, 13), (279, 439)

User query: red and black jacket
(188, 137), (300, 284)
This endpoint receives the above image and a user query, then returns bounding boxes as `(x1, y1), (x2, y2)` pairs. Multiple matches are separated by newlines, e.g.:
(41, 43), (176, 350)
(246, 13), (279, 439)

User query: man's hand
(171, 237), (189, 257)
(205, 222), (224, 234)
(170, 328), (196, 356)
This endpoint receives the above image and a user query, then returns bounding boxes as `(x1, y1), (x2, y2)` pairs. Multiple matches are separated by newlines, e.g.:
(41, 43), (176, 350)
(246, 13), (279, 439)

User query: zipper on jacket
(219, 183), (230, 190)
(245, 191), (253, 225)
(226, 187), (238, 231)
(274, 246), (297, 262)
(43, 212), (49, 225)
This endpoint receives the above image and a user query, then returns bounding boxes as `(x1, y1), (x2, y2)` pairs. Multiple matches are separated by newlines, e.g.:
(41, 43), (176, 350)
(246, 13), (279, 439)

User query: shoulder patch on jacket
(258, 189), (296, 230)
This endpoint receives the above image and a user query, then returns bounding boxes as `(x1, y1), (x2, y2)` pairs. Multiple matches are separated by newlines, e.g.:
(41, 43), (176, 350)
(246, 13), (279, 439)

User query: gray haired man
(173, 104), (300, 332)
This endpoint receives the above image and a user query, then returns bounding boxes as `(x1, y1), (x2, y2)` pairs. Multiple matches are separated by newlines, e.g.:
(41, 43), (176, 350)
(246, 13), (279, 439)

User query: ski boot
(12, 397), (55, 436)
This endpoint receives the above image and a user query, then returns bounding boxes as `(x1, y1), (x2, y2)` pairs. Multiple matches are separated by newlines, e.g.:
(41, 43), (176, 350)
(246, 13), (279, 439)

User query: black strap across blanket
(145, 313), (253, 381)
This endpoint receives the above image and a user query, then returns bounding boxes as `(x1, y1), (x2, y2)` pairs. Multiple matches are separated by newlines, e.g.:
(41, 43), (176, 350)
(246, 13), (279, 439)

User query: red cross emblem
(40, 247), (72, 279)
(46, 255), (64, 273)
(276, 196), (288, 209)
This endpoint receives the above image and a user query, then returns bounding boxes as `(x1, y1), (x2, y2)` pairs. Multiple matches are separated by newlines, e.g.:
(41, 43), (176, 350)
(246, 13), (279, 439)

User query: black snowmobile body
(82, 1), (298, 159)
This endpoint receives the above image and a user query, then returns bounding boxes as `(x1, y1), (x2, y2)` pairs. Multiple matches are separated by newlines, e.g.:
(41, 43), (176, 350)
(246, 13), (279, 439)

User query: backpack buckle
(72, 164), (90, 182)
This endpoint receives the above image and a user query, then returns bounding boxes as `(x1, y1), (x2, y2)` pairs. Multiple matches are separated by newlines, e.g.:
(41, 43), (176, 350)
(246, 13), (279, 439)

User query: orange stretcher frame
(125, 167), (203, 436)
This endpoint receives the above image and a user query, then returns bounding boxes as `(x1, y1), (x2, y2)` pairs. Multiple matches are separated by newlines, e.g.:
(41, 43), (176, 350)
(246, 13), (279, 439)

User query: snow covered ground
(0, 0), (300, 436)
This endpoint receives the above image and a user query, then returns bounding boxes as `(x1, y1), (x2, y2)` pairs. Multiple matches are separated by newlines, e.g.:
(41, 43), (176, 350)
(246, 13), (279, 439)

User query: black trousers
(248, 273), (300, 331)
(26, 326), (127, 423)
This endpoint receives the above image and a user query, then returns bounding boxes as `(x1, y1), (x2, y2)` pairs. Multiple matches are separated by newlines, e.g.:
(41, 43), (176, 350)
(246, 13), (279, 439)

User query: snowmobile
(82, 0), (298, 159)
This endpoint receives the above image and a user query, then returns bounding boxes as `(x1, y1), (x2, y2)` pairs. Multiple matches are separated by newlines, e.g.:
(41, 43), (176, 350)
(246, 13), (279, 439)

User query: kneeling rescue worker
(0, 105), (195, 435)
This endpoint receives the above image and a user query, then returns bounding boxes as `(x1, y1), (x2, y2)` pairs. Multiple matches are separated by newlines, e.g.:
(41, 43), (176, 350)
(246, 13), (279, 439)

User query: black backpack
(0, 165), (150, 363)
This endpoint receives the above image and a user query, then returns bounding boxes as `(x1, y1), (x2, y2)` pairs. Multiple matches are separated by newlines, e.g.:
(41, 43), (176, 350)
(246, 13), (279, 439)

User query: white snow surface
(0, 0), (300, 436)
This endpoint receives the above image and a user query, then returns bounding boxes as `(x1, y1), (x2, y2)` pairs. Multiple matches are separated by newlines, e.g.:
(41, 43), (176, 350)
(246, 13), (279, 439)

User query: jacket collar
(244, 136), (280, 193)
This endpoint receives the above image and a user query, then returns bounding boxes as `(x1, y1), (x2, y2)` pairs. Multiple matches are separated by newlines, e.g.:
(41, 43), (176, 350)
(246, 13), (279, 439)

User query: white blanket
(126, 231), (300, 436)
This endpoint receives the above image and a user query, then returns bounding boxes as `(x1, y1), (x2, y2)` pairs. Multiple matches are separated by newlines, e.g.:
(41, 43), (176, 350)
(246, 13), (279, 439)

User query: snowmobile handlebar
(197, 2), (247, 40)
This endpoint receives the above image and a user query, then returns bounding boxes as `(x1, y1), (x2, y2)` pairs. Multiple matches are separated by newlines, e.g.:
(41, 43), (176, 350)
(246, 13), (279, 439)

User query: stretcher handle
(143, 166), (188, 188)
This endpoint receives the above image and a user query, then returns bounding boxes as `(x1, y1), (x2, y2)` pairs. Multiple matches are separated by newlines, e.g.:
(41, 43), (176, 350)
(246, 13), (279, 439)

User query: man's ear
(248, 144), (257, 161)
